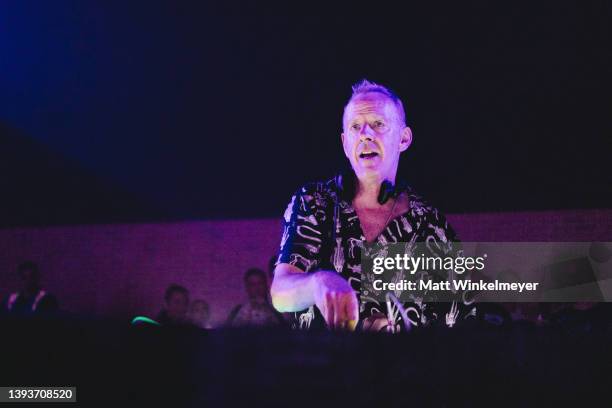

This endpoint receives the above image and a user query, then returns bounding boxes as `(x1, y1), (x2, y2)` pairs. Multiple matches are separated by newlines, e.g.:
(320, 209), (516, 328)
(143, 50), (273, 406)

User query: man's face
(245, 275), (268, 302)
(341, 93), (412, 181)
(190, 302), (210, 324)
(166, 292), (189, 322)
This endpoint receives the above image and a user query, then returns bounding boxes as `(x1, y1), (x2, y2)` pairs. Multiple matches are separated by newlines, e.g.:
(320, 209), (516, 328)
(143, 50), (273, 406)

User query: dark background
(1, 0), (610, 227)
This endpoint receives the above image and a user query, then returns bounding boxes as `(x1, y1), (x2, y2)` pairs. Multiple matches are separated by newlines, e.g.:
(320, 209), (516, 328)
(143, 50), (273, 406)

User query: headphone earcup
(377, 180), (395, 204)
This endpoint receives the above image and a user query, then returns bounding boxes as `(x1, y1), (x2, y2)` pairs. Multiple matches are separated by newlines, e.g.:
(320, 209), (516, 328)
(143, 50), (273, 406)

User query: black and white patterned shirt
(276, 175), (476, 331)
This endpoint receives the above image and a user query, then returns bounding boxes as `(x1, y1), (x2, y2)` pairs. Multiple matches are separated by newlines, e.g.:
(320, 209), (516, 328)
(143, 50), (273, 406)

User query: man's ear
(399, 126), (412, 152)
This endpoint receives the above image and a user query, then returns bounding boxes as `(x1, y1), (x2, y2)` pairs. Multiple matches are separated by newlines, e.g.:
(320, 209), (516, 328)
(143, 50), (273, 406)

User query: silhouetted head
(244, 268), (268, 304)
(164, 284), (189, 323)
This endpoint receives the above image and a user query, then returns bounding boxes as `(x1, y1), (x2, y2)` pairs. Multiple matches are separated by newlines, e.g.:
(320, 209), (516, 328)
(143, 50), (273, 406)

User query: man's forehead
(345, 93), (397, 119)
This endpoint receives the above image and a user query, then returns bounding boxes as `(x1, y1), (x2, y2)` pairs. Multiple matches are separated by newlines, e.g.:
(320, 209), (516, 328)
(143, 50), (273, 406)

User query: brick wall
(1, 209), (610, 326)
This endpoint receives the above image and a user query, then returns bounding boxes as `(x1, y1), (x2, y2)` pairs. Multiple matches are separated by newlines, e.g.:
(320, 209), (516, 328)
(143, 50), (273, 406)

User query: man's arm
(270, 263), (318, 312)
(271, 263), (359, 330)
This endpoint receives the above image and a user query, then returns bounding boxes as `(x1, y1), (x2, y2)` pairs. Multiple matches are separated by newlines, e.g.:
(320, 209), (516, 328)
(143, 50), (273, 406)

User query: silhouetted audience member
(2, 262), (58, 315)
(157, 284), (190, 327)
(226, 268), (285, 328)
(189, 299), (212, 329)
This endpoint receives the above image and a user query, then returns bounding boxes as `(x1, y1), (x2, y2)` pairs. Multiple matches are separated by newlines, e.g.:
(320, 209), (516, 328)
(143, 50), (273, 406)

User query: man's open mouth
(359, 152), (379, 159)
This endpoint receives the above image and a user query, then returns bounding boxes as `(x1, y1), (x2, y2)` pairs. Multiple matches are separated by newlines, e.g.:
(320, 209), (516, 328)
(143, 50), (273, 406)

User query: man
(3, 261), (58, 315)
(271, 79), (474, 331)
(156, 284), (191, 326)
(226, 268), (285, 328)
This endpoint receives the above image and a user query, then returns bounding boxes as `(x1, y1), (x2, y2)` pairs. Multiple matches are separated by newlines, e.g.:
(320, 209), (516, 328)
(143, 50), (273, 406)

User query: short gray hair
(343, 79), (406, 127)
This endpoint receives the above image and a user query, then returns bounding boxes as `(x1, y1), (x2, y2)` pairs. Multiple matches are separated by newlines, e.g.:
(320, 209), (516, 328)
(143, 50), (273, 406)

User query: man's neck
(354, 173), (396, 208)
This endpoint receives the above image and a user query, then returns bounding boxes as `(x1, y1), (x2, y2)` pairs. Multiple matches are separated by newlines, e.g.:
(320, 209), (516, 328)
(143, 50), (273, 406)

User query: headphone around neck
(335, 172), (402, 205)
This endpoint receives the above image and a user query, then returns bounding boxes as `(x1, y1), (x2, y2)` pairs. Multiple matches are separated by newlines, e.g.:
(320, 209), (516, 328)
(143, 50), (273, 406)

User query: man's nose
(359, 123), (375, 141)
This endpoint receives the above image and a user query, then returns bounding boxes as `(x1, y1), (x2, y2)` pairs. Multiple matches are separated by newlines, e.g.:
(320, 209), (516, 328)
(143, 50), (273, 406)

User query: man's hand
(271, 263), (359, 331)
(312, 271), (359, 331)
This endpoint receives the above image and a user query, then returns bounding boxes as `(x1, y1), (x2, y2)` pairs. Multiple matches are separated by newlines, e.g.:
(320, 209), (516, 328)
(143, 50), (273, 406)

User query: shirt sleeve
(277, 184), (330, 273)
